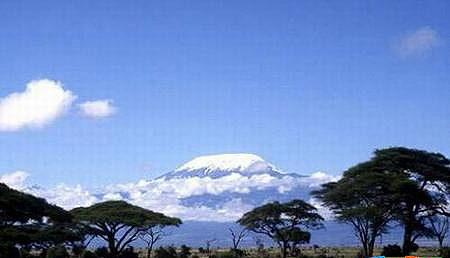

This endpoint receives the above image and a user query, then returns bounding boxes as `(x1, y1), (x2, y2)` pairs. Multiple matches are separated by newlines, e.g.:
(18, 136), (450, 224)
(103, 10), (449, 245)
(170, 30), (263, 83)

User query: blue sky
(0, 0), (449, 188)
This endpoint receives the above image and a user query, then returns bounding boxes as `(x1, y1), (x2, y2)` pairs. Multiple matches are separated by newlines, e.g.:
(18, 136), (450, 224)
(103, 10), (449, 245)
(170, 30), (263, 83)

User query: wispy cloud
(0, 79), (76, 131)
(392, 26), (442, 58)
(79, 99), (116, 118)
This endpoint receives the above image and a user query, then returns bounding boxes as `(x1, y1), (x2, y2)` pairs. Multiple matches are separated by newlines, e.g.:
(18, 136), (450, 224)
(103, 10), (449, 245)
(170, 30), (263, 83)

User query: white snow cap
(175, 153), (278, 173)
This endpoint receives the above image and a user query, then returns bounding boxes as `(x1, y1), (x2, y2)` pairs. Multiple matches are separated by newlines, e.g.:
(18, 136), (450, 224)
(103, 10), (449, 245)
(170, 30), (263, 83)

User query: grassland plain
(132, 246), (443, 258)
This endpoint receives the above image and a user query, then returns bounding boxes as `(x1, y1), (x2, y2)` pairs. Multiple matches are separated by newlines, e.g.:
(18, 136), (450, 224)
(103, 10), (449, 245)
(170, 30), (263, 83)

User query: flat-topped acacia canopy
(70, 200), (181, 258)
(0, 183), (71, 226)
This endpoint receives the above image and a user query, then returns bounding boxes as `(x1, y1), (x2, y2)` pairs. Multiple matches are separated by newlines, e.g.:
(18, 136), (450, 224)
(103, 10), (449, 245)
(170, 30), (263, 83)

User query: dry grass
(134, 246), (442, 258)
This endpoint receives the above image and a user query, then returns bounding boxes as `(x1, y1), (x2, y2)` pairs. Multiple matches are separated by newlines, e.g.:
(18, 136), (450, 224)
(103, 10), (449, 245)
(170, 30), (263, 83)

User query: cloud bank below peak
(0, 169), (339, 222)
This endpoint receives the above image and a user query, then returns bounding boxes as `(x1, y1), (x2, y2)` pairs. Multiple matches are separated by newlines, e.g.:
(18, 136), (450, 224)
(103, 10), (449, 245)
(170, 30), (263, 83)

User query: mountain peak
(159, 153), (298, 180)
(175, 153), (270, 173)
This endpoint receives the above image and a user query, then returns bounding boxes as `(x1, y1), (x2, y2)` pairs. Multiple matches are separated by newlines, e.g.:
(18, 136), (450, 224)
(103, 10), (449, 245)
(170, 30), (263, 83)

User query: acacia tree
(0, 183), (70, 229)
(238, 199), (323, 258)
(138, 222), (181, 258)
(71, 200), (182, 258)
(0, 183), (76, 251)
(372, 147), (450, 255)
(314, 147), (450, 256)
(229, 226), (248, 250)
(428, 215), (449, 250)
(312, 163), (401, 257)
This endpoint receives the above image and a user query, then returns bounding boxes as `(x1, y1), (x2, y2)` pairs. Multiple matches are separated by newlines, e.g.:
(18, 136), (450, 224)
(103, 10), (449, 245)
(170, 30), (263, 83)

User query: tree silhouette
(238, 199), (323, 258)
(71, 200), (181, 258)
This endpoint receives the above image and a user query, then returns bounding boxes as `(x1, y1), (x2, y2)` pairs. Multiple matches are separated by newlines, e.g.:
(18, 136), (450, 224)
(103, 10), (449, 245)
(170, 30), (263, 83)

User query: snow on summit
(160, 153), (293, 179)
(175, 154), (274, 173)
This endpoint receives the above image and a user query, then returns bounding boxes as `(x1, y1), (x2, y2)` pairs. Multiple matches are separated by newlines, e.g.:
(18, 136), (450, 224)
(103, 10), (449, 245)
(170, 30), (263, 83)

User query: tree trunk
(147, 242), (154, 258)
(108, 234), (119, 258)
(281, 242), (288, 258)
(402, 224), (413, 255)
(438, 237), (443, 250)
(368, 237), (376, 257)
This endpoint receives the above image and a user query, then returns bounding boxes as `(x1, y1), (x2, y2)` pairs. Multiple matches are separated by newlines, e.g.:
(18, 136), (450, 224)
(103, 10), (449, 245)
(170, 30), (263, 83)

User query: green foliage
(154, 246), (178, 258)
(72, 245), (86, 256)
(119, 247), (139, 258)
(0, 242), (20, 258)
(46, 245), (69, 258)
(0, 183), (77, 250)
(71, 200), (181, 227)
(179, 245), (191, 258)
(94, 247), (110, 258)
(0, 183), (71, 227)
(71, 201), (181, 258)
(312, 162), (400, 257)
(238, 199), (323, 258)
(210, 251), (236, 258)
(231, 248), (246, 257)
(313, 147), (450, 256)
(152, 246), (193, 258)
(439, 247), (450, 257)
(381, 244), (402, 256)
(371, 148), (450, 254)
(80, 250), (98, 258)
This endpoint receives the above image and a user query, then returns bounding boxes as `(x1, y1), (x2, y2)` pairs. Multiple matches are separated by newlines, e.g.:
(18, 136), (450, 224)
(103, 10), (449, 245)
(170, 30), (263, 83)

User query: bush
(72, 245), (86, 256)
(154, 246), (177, 258)
(410, 243), (419, 253)
(179, 245), (191, 258)
(47, 245), (69, 258)
(0, 243), (20, 258)
(231, 248), (246, 257)
(80, 250), (98, 258)
(439, 247), (450, 257)
(94, 247), (110, 258)
(381, 244), (402, 256)
(119, 247), (139, 258)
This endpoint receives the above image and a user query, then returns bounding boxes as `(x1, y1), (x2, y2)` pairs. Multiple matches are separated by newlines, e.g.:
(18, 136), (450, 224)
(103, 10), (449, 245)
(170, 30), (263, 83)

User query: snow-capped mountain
(2, 154), (339, 222)
(159, 153), (302, 179)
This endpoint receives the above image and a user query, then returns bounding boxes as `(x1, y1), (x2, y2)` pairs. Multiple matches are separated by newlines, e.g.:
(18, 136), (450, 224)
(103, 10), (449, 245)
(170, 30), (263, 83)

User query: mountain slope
(159, 153), (302, 179)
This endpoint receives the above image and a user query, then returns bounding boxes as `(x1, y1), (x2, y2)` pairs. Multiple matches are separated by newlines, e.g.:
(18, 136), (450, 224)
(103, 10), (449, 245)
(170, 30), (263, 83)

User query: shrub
(218, 252), (235, 258)
(381, 244), (402, 257)
(231, 248), (246, 257)
(46, 245), (69, 258)
(179, 245), (191, 258)
(94, 247), (110, 258)
(119, 247), (139, 258)
(81, 250), (98, 258)
(439, 247), (450, 257)
(0, 243), (20, 258)
(154, 246), (177, 258)
(410, 243), (419, 252)
(72, 245), (86, 256)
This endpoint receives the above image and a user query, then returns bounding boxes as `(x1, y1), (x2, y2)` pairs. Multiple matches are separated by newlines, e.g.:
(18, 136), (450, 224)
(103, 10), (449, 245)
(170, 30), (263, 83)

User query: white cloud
(79, 99), (116, 118)
(309, 197), (335, 220)
(0, 79), (76, 131)
(392, 26), (442, 58)
(0, 171), (30, 189)
(27, 184), (99, 210)
(4, 171), (338, 221)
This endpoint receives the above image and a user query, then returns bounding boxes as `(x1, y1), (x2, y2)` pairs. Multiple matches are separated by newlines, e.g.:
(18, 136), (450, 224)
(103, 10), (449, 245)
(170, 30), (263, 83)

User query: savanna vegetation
(1, 146), (450, 258)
